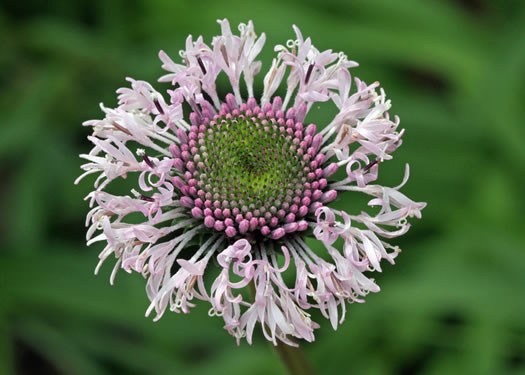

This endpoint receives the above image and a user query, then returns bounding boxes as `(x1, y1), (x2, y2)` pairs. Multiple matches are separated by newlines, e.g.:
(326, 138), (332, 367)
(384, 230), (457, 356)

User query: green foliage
(1, 0), (524, 374)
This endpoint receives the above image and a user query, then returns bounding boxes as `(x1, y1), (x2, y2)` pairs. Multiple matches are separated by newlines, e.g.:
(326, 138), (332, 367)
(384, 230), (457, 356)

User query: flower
(77, 19), (426, 346)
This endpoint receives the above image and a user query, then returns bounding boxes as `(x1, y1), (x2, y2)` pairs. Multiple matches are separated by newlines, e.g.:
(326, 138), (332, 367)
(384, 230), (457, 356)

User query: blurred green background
(1, 0), (524, 374)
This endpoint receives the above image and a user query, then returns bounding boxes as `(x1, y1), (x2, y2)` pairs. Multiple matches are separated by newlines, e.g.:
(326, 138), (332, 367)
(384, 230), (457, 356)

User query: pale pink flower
(77, 19), (425, 346)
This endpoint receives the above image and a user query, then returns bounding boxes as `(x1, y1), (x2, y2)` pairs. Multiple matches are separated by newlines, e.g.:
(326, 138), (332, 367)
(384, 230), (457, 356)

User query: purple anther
(304, 63), (314, 84)
(153, 98), (164, 115)
(139, 152), (154, 169)
(363, 159), (379, 172)
(139, 194), (155, 202)
(196, 56), (207, 74)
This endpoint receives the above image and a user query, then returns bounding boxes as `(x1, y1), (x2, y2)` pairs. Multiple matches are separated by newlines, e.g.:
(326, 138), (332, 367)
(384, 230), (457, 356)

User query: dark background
(1, 0), (524, 374)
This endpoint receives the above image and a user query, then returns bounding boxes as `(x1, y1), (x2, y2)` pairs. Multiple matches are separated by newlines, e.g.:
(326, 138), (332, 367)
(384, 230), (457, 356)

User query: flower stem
(272, 341), (316, 375)
(248, 282), (316, 375)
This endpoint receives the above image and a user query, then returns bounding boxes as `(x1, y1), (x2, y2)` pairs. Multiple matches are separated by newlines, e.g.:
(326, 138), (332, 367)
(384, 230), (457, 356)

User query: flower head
(77, 19), (426, 346)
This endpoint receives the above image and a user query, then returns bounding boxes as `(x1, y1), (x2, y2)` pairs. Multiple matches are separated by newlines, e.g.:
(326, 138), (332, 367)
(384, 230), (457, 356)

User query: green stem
(248, 282), (316, 375)
(273, 341), (316, 375)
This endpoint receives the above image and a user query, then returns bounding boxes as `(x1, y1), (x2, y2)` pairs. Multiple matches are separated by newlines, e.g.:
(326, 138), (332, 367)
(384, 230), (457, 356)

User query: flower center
(171, 96), (334, 240)
(201, 116), (306, 205)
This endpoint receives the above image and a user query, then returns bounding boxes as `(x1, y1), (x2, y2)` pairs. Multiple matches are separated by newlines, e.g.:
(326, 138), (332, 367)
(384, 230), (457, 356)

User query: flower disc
(171, 97), (333, 239)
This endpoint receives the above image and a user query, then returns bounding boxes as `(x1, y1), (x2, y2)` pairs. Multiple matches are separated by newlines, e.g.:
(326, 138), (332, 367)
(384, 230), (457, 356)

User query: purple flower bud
(180, 196), (194, 208)
(271, 228), (285, 240)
